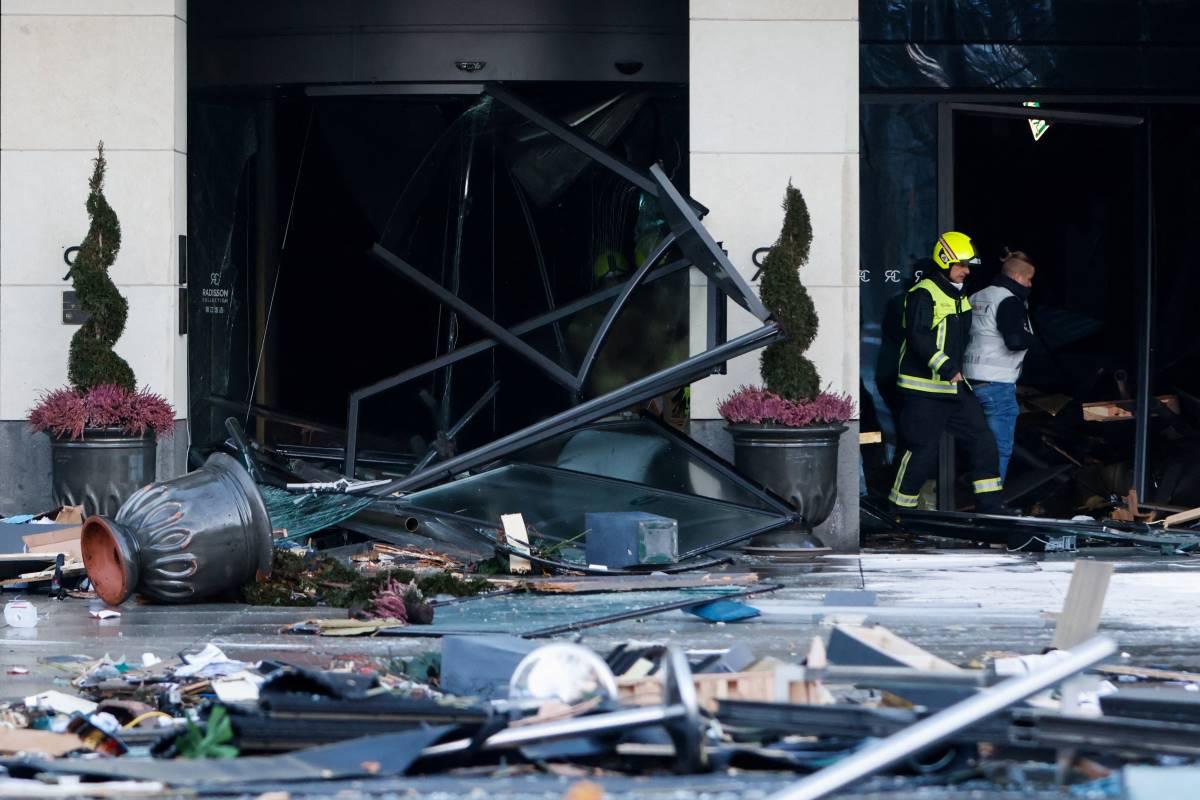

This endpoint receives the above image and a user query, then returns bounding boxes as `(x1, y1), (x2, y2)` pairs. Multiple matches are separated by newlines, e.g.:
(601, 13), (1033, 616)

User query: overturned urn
(82, 453), (273, 605)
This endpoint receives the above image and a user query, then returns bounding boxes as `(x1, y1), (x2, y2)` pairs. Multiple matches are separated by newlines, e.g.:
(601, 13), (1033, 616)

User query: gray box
(584, 511), (678, 568)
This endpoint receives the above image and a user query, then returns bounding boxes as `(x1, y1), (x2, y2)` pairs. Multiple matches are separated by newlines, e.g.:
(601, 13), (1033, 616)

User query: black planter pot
(51, 428), (157, 517)
(727, 423), (847, 539)
(81, 453), (273, 605)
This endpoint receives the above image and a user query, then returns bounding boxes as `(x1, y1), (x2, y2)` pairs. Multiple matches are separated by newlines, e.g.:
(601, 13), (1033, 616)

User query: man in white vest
(962, 250), (1036, 481)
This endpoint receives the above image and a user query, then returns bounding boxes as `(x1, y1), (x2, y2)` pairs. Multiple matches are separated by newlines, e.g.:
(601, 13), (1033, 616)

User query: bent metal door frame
(935, 102), (1146, 511)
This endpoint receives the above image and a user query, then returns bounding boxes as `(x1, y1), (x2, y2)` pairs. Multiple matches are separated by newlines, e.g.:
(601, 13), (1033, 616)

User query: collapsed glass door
(343, 85), (781, 493)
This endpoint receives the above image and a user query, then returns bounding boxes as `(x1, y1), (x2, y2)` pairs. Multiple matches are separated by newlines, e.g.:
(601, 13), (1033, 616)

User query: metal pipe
(421, 704), (682, 758)
(408, 381), (500, 475)
(370, 321), (781, 494)
(485, 85), (708, 217)
(342, 258), (689, 477)
(765, 636), (1117, 800)
(1133, 111), (1154, 500)
(575, 233), (678, 388)
(420, 647), (701, 768)
(648, 164), (771, 323)
(371, 244), (580, 392)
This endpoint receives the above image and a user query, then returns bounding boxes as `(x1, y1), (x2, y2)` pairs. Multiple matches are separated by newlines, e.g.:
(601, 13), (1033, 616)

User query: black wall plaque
(62, 291), (91, 325)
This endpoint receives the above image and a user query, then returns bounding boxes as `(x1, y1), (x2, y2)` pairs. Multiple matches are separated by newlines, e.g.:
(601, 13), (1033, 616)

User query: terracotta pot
(81, 453), (273, 605)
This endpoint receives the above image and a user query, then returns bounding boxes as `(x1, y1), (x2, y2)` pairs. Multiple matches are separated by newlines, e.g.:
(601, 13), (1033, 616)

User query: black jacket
(993, 274), (1034, 351)
(898, 270), (971, 396)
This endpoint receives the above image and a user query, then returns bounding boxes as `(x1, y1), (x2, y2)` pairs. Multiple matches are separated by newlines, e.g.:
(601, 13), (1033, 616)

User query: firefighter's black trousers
(889, 387), (1004, 511)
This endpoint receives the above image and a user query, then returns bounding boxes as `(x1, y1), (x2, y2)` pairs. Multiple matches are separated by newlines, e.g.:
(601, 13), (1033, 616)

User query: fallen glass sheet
(513, 416), (791, 513)
(399, 463), (792, 559)
(258, 485), (376, 542)
(287, 586), (763, 638)
(864, 498), (1200, 551)
(341, 87), (779, 489)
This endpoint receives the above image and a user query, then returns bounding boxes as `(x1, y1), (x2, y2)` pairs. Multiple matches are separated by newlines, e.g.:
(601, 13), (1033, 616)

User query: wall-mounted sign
(62, 291), (90, 325)
(202, 271), (231, 315)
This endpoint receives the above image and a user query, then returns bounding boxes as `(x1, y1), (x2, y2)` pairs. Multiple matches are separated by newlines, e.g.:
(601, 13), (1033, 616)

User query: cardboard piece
(827, 624), (964, 673)
(22, 525), (83, 562)
(0, 729), (83, 757)
(500, 513), (532, 574)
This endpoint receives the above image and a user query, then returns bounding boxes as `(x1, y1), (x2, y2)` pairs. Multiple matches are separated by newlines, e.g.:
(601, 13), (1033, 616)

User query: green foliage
(241, 550), (491, 608)
(759, 183), (821, 401)
(176, 706), (238, 760)
(67, 143), (135, 392)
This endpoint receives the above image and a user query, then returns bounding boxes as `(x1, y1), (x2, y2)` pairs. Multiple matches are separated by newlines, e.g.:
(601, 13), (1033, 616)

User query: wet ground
(2, 547), (1195, 798)
(5, 548), (1198, 701)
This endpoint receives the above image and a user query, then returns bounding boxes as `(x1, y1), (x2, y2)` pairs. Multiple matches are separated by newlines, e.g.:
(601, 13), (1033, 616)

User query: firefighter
(889, 232), (1005, 513)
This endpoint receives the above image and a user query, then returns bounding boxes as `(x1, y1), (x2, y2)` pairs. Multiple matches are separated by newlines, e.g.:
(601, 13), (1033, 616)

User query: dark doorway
(943, 105), (1146, 515)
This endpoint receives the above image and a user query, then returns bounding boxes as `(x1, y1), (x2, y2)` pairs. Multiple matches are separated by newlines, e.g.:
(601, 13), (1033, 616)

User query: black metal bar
(576, 233), (678, 387)
(205, 395), (345, 437)
(485, 83), (708, 217)
(649, 164), (772, 322)
(1133, 111), (1154, 500)
(305, 83), (485, 97)
(409, 381), (500, 475)
(370, 322), (782, 494)
(342, 258), (690, 477)
(370, 243), (580, 392)
(525, 584), (783, 638)
(948, 102), (1144, 128)
(936, 103), (956, 512)
(640, 413), (795, 516)
(706, 271), (728, 361)
(506, 160), (568, 364)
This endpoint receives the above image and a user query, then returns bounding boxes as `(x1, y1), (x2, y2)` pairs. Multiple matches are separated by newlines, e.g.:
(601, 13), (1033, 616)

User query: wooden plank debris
(827, 624), (965, 673)
(500, 513), (532, 574)
(1082, 394), (1179, 423)
(1052, 560), (1115, 650)
(1156, 506), (1200, 529)
(1096, 664), (1200, 683)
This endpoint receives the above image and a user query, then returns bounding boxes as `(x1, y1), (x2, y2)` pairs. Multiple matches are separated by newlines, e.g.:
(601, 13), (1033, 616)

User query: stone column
(0, 0), (188, 514)
(687, 0), (861, 550)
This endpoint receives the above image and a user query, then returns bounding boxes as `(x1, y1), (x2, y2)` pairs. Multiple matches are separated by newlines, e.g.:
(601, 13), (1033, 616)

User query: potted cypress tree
(719, 183), (854, 542)
(27, 143), (174, 516)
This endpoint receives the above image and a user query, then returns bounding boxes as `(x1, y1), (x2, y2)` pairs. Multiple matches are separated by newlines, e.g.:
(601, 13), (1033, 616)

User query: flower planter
(51, 428), (157, 517)
(727, 422), (846, 536)
(81, 453), (273, 605)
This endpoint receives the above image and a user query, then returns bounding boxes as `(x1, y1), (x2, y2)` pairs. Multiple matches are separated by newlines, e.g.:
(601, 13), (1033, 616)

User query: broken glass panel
(398, 463), (790, 559)
(513, 417), (790, 513)
(329, 86), (781, 489)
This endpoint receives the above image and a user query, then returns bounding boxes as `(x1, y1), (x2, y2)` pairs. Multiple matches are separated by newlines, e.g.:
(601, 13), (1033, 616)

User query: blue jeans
(973, 381), (1018, 481)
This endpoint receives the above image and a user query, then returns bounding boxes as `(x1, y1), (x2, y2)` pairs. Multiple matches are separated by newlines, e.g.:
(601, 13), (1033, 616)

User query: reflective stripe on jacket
(897, 275), (971, 397)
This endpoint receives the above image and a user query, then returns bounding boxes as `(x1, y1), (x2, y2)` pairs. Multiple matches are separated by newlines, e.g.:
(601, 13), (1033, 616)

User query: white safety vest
(963, 284), (1031, 383)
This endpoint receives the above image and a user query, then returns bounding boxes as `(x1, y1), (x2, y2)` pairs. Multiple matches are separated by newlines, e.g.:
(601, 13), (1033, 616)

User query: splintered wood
(1053, 560), (1114, 650)
(500, 513), (532, 574)
(618, 637), (832, 711)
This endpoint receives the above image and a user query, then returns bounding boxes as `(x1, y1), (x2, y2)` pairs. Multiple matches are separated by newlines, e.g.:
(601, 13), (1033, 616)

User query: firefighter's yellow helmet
(932, 231), (980, 270)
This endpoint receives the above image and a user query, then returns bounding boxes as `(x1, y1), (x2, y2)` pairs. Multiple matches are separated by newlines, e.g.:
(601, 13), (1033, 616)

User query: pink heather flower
(718, 385), (855, 427)
(28, 388), (87, 440)
(28, 385), (174, 440)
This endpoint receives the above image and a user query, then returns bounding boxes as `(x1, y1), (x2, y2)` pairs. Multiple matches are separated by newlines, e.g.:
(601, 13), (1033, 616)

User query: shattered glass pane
(399, 464), (789, 558)
(513, 418), (784, 511)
